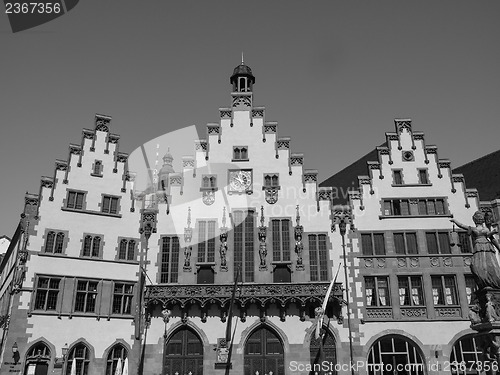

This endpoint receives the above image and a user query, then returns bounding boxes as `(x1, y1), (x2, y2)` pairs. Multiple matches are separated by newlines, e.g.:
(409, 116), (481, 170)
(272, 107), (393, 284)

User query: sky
(1, 1), (499, 236)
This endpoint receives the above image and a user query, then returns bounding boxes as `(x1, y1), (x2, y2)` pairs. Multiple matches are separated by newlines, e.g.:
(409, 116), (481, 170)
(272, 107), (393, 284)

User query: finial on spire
(222, 206), (227, 227)
(241, 52), (244, 65)
(260, 205), (265, 227)
(187, 207), (191, 228)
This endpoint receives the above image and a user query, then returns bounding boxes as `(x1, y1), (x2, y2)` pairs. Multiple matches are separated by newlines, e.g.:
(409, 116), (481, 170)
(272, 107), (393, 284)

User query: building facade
(0, 63), (497, 375)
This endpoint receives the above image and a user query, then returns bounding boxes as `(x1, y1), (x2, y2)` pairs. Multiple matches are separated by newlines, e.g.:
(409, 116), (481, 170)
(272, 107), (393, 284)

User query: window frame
(101, 195), (120, 215)
(159, 236), (180, 284)
(232, 146), (249, 161)
(308, 234), (329, 282)
(91, 160), (103, 177)
(111, 283), (134, 315)
(43, 229), (67, 254)
(392, 169), (403, 185)
(74, 279), (100, 313)
(364, 276), (391, 307)
(361, 233), (386, 256)
(431, 275), (459, 306)
(425, 231), (451, 254)
(418, 169), (429, 184)
(81, 234), (103, 258)
(33, 276), (61, 311)
(66, 190), (86, 210)
(263, 173), (280, 188)
(397, 275), (424, 306)
(117, 238), (137, 261)
(393, 232), (418, 255)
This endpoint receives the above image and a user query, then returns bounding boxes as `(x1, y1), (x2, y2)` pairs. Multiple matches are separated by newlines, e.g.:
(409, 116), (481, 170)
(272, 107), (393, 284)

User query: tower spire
(241, 52), (244, 65)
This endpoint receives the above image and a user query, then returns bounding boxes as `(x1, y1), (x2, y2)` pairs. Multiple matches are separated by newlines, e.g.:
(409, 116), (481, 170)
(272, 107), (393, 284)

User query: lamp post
(331, 207), (355, 375)
(61, 343), (68, 373)
(12, 342), (19, 365)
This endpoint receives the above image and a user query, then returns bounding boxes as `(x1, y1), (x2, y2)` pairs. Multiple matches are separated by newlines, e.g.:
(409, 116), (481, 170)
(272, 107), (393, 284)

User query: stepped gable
(453, 149), (500, 201)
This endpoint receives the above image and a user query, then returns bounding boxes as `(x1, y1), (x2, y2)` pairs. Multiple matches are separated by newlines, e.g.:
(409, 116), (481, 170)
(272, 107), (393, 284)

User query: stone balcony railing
(144, 282), (343, 321)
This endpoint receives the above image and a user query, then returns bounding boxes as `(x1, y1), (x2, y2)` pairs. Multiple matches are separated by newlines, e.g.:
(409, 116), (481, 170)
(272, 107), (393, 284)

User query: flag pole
(224, 265), (241, 375)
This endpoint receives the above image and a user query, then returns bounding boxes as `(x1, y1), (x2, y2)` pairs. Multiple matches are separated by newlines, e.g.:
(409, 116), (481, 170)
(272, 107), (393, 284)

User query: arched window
(310, 329), (336, 375)
(91, 236), (101, 257)
(239, 77), (247, 92)
(450, 335), (482, 375)
(119, 239), (127, 260)
(66, 343), (90, 375)
(202, 176), (210, 188)
(25, 342), (50, 375)
(127, 240), (135, 261)
(55, 233), (64, 253)
(367, 335), (424, 375)
(45, 232), (55, 253)
(106, 344), (127, 375)
(83, 236), (92, 257)
(93, 160), (102, 175)
(271, 174), (279, 187)
(241, 148), (248, 160)
(244, 326), (284, 375)
(233, 148), (241, 160)
(164, 327), (203, 375)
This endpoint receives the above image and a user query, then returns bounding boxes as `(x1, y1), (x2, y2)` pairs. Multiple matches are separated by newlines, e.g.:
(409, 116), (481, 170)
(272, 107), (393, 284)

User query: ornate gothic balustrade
(145, 282), (343, 321)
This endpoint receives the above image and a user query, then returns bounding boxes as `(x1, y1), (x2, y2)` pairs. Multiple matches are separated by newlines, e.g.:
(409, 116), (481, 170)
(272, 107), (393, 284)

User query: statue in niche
(295, 234), (304, 267)
(220, 232), (228, 271)
(451, 211), (500, 290)
(259, 241), (267, 269)
(183, 246), (192, 271)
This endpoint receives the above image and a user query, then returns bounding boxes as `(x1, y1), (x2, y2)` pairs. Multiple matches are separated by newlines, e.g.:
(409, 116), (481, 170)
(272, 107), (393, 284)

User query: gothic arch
(302, 321), (341, 352)
(237, 318), (290, 355)
(101, 339), (132, 360)
(65, 338), (95, 375)
(240, 320), (287, 375)
(163, 324), (204, 375)
(24, 338), (55, 375)
(165, 319), (210, 349)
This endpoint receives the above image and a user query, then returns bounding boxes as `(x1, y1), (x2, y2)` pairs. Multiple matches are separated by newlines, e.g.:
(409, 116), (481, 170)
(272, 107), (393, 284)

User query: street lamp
(12, 342), (19, 364)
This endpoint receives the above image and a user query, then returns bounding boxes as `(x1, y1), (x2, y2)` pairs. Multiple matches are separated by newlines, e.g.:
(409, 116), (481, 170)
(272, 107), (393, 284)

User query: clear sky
(1, 1), (499, 236)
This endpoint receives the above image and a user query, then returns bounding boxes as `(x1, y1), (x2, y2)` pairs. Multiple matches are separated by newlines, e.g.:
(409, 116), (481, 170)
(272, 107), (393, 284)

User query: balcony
(144, 282), (343, 321)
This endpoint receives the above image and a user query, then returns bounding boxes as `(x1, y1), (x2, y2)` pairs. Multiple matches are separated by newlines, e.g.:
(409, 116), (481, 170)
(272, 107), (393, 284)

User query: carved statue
(219, 239), (228, 268)
(295, 234), (304, 266)
(451, 212), (500, 290)
(184, 246), (192, 268)
(486, 293), (499, 323)
(485, 211), (500, 252)
(259, 242), (267, 268)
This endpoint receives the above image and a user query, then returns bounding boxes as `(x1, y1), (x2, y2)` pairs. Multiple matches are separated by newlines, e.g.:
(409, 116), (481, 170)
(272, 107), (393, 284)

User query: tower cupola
(230, 58), (255, 92)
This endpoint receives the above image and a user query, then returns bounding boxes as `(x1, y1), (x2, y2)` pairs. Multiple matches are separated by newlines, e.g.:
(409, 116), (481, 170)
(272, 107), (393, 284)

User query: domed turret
(230, 57), (255, 92)
(158, 150), (175, 190)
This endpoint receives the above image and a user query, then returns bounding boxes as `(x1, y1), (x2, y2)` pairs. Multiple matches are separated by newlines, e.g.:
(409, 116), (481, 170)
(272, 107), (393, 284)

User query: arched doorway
(367, 335), (424, 375)
(24, 342), (50, 375)
(164, 327), (204, 375)
(244, 326), (284, 375)
(310, 329), (337, 375)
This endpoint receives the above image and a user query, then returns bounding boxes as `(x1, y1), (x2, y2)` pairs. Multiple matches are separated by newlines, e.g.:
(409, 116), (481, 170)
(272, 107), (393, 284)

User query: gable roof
(453, 149), (500, 201)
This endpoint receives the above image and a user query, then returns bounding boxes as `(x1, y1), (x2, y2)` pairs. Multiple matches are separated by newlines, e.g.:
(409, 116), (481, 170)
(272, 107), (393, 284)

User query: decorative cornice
(116, 152), (128, 163)
(55, 159), (68, 171)
(95, 114), (111, 132)
(69, 144), (81, 155)
(290, 153), (304, 166)
(219, 108), (232, 119)
(145, 282), (343, 310)
(395, 119), (412, 134)
(264, 121), (277, 134)
(276, 137), (290, 150)
(252, 107), (265, 118)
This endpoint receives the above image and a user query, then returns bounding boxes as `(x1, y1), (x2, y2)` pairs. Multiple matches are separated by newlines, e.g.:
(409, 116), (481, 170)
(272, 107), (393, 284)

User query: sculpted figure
(219, 232), (228, 268)
(451, 211), (500, 289)
(295, 234), (304, 266)
(184, 246), (192, 268)
(259, 242), (267, 267)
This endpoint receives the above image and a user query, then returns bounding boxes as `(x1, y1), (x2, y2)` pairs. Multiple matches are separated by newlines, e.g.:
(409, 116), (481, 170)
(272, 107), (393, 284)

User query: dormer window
(233, 146), (249, 161)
